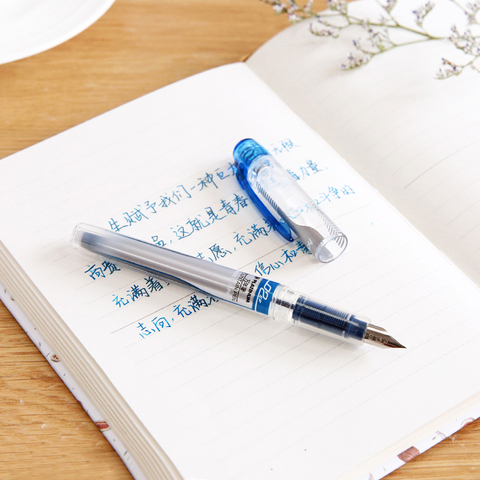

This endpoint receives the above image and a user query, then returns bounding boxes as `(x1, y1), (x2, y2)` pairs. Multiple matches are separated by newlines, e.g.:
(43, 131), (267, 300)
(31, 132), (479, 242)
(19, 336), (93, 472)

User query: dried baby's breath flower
(260, 0), (480, 78)
(412, 1), (435, 27)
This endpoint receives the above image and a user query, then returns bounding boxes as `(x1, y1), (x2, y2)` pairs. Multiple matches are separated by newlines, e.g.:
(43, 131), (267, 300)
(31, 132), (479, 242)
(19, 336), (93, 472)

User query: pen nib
(364, 324), (406, 349)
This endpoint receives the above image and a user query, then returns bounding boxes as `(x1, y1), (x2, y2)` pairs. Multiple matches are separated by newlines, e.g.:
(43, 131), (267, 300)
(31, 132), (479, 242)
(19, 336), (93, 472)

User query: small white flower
(327, 0), (348, 14)
(384, 0), (397, 12)
(412, 1), (435, 27)
(465, 2), (480, 24)
(273, 4), (286, 14)
(288, 12), (301, 23)
(310, 18), (340, 37)
(436, 58), (463, 79)
(341, 52), (373, 69)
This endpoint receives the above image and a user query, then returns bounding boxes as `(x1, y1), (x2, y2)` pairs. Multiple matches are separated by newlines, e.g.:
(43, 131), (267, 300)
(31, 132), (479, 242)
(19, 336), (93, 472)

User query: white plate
(0, 0), (116, 64)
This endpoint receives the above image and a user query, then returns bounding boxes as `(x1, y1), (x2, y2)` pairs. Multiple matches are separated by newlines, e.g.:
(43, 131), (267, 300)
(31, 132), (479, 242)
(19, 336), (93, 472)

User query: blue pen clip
(234, 139), (294, 243)
(233, 138), (348, 263)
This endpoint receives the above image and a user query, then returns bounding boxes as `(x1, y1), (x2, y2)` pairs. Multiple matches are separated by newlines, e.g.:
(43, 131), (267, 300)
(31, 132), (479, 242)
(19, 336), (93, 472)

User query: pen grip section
(291, 295), (367, 344)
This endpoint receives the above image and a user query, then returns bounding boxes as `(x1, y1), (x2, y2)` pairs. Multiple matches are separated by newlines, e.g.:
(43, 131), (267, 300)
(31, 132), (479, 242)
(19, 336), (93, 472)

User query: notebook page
(1, 63), (480, 480)
(247, 0), (480, 286)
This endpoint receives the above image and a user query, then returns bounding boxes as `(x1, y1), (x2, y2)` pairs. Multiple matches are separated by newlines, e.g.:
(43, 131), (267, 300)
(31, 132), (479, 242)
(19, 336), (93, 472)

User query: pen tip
(364, 324), (406, 349)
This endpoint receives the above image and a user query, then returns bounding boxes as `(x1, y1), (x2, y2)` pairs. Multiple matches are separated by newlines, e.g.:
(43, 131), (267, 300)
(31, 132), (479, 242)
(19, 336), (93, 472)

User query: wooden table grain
(0, 1), (479, 479)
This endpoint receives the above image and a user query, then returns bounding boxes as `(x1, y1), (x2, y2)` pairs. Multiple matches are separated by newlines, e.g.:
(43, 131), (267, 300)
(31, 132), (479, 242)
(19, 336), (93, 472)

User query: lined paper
(248, 0), (480, 286)
(1, 62), (480, 480)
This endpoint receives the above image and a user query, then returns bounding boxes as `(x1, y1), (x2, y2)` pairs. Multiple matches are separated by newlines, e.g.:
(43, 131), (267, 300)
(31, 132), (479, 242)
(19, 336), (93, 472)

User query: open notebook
(1, 1), (480, 479)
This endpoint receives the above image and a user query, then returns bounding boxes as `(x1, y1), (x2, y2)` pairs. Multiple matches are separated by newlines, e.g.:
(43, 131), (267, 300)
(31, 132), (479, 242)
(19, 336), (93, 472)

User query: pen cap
(234, 139), (347, 263)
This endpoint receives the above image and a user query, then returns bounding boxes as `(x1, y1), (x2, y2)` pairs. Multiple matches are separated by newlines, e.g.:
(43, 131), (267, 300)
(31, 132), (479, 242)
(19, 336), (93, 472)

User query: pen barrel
(72, 224), (280, 313)
(270, 285), (368, 344)
(72, 224), (259, 304)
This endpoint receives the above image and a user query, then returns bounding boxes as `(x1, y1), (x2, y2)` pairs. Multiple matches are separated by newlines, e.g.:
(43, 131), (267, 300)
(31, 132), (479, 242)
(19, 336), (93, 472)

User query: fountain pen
(72, 223), (405, 349)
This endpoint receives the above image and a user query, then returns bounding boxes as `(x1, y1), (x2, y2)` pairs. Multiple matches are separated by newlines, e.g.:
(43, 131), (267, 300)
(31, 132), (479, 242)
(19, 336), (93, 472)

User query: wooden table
(1, 1), (479, 478)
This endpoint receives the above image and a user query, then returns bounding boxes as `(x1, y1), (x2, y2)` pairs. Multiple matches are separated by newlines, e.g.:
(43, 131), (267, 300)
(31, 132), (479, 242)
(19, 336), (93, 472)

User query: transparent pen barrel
(71, 223), (248, 303)
(247, 155), (347, 263)
(270, 285), (368, 344)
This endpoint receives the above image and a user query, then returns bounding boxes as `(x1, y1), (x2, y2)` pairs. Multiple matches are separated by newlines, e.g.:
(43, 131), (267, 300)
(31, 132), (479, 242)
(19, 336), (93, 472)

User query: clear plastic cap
(234, 139), (347, 263)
